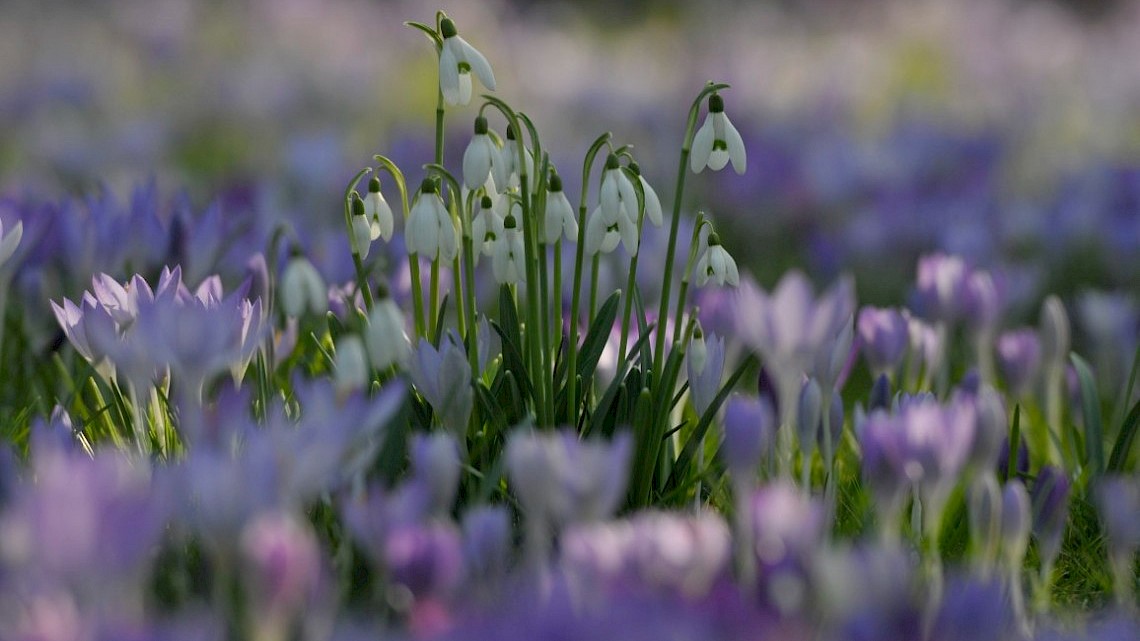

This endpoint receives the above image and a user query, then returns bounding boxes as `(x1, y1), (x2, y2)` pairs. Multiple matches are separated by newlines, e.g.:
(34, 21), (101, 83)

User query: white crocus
(438, 18), (496, 107)
(695, 232), (739, 287)
(462, 116), (499, 191)
(365, 294), (410, 370)
(492, 210), (526, 285)
(280, 254), (327, 318)
(349, 194), (374, 260)
(406, 180), (458, 262)
(690, 93), (746, 175)
(0, 220), (23, 268)
(543, 174), (577, 244)
(364, 177), (394, 242)
(471, 195), (504, 262)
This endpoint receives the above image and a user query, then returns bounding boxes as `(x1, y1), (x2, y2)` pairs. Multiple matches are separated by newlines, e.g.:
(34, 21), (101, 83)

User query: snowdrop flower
(471, 194), (503, 262)
(364, 176), (394, 242)
(492, 209), (526, 285)
(691, 93), (746, 174)
(406, 178), (458, 262)
(495, 124), (532, 193)
(599, 154), (639, 227)
(542, 172), (577, 244)
(462, 116), (499, 191)
(438, 17), (495, 107)
(695, 232), (739, 287)
(280, 252), (327, 318)
(333, 335), (368, 394)
(584, 206), (620, 255)
(629, 162), (662, 227)
(0, 219), (23, 268)
(349, 193), (373, 260)
(364, 291), (410, 370)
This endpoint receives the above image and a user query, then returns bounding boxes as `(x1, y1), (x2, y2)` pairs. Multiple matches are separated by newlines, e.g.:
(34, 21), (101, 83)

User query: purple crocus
(995, 328), (1041, 398)
(721, 395), (776, 477)
(409, 334), (473, 443)
(688, 330), (725, 419)
(857, 306), (909, 378)
(913, 252), (970, 324)
(1031, 465), (1071, 577)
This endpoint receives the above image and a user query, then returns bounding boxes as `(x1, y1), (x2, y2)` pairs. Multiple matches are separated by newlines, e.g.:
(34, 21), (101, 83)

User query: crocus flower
(409, 334), (473, 438)
(691, 92), (746, 174)
(438, 17), (496, 107)
(913, 253), (970, 324)
(0, 218), (23, 269)
(995, 328), (1041, 398)
(384, 521), (465, 598)
(688, 328), (725, 419)
(240, 511), (323, 621)
(1031, 465), (1070, 573)
(856, 306), (909, 377)
(721, 395), (775, 477)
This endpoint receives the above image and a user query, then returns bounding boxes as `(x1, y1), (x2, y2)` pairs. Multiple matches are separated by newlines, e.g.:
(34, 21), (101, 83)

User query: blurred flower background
(6, 0), (1140, 306)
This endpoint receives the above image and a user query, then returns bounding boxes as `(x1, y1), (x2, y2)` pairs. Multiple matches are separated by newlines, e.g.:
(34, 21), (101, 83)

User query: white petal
(617, 172), (640, 223)
(722, 114), (747, 174)
(695, 252), (710, 287)
(617, 212), (639, 256)
(463, 136), (492, 191)
(351, 215), (373, 260)
(439, 44), (461, 106)
(585, 208), (606, 255)
(543, 207), (561, 245)
(690, 115), (715, 173)
(600, 170), (621, 223)
(709, 247), (727, 285)
(724, 252), (740, 287)
(639, 176), (663, 227)
(459, 36), (497, 91)
(436, 201), (458, 262)
(458, 73), (473, 107)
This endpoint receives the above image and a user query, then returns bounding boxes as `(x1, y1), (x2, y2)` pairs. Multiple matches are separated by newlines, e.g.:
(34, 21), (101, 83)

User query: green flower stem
(342, 168), (375, 312)
(652, 82), (729, 380)
(588, 254), (601, 325)
(566, 132), (612, 426)
(373, 155), (424, 338)
(616, 170), (647, 374)
(481, 96), (548, 424)
(671, 214), (709, 345)
(462, 191), (480, 374)
(552, 240), (563, 349)
(429, 259), (441, 339)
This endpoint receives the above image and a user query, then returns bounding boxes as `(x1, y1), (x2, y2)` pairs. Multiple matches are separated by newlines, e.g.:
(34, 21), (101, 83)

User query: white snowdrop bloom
(471, 195), (504, 263)
(492, 211), (526, 285)
(280, 254), (327, 318)
(496, 125), (533, 193)
(695, 233), (739, 287)
(0, 219), (23, 268)
(632, 164), (663, 227)
(616, 206), (639, 256)
(364, 176), (394, 242)
(584, 206), (621, 255)
(406, 179), (458, 262)
(438, 18), (496, 107)
(462, 116), (499, 191)
(690, 93), (746, 175)
(599, 154), (639, 227)
(365, 294), (410, 370)
(334, 335), (369, 394)
(543, 173), (577, 244)
(349, 194), (374, 260)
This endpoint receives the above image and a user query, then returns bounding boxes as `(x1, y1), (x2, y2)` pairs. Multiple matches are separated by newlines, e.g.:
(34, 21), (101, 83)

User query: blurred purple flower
(995, 328), (1041, 398)
(721, 395), (776, 477)
(913, 253), (970, 324)
(409, 334), (473, 440)
(857, 306), (909, 377)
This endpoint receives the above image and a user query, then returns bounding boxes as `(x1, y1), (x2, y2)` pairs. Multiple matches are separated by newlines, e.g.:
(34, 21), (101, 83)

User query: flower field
(1, 1), (1139, 639)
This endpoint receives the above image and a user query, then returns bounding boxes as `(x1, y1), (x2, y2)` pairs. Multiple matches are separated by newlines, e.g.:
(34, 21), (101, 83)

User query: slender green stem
(435, 88), (446, 167)
(616, 167), (647, 374)
(429, 259), (440, 338)
(588, 254), (600, 324)
(671, 215), (709, 345)
(373, 155), (424, 337)
(552, 240), (563, 347)
(342, 168), (375, 312)
(566, 132), (612, 426)
(652, 82), (728, 380)
(461, 191), (480, 374)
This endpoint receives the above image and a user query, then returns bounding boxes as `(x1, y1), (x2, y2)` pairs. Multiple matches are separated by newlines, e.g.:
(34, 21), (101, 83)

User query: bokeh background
(4, 0), (1140, 328)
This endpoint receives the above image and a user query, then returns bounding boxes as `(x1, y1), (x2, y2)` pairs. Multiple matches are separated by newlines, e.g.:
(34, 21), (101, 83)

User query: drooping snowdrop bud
(438, 17), (495, 107)
(628, 162), (663, 227)
(695, 232), (740, 287)
(463, 116), (499, 191)
(496, 125), (531, 193)
(0, 219), (23, 268)
(689, 322), (708, 375)
(543, 172), (577, 244)
(365, 176), (394, 242)
(349, 192), (373, 260)
(471, 194), (503, 262)
(691, 92), (746, 174)
(333, 335), (369, 395)
(492, 209), (526, 285)
(407, 178), (458, 262)
(365, 288), (410, 370)
(280, 251), (327, 318)
(722, 395), (775, 477)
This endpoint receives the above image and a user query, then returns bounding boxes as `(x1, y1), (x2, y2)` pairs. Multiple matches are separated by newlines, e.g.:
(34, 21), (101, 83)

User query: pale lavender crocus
(857, 306), (909, 379)
(995, 328), (1041, 399)
(409, 334), (473, 446)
